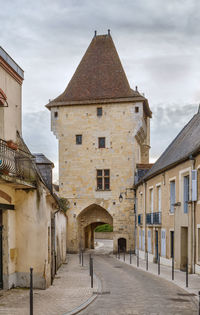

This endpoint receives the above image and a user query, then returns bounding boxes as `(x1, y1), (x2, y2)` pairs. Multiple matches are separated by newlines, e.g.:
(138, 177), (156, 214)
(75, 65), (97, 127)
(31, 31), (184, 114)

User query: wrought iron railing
(0, 139), (36, 184)
(138, 214), (143, 225)
(146, 212), (162, 225)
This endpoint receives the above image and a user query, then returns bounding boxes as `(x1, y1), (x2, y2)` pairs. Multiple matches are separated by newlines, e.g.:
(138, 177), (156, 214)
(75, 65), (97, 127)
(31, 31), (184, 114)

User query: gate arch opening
(77, 204), (113, 250)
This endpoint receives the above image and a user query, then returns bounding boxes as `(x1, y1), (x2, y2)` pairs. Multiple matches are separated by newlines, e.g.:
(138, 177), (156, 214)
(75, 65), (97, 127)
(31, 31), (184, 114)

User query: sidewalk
(0, 254), (98, 315)
(114, 252), (200, 302)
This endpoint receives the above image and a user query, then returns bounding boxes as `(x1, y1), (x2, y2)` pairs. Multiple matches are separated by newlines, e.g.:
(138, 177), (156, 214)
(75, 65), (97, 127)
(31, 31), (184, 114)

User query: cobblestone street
(80, 242), (198, 315)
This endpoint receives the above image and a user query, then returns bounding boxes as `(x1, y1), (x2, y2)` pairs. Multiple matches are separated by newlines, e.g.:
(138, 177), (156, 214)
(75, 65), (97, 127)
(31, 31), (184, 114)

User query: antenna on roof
(94, 30), (97, 37)
(108, 29), (111, 36)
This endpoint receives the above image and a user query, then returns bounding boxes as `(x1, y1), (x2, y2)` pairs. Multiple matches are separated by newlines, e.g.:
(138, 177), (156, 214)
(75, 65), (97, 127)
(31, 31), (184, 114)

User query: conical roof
(47, 32), (152, 117)
(54, 34), (137, 102)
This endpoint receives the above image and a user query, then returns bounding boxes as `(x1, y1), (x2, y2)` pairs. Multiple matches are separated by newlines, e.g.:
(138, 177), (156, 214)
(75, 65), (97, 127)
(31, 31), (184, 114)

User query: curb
(62, 273), (102, 315)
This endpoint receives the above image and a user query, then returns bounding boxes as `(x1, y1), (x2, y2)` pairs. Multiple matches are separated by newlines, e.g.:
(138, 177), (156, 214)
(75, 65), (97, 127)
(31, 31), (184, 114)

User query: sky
(1, 0), (200, 181)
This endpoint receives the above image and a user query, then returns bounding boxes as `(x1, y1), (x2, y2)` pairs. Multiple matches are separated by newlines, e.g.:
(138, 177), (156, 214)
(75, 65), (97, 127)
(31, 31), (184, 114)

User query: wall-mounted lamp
(119, 193), (123, 203)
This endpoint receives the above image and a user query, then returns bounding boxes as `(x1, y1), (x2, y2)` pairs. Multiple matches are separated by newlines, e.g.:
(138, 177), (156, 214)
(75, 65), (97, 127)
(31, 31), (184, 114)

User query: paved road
(80, 253), (197, 315)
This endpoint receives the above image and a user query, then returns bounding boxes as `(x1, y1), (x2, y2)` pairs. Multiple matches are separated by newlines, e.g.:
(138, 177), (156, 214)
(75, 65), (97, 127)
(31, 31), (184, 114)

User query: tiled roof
(142, 108), (200, 181)
(34, 153), (54, 167)
(47, 33), (152, 117)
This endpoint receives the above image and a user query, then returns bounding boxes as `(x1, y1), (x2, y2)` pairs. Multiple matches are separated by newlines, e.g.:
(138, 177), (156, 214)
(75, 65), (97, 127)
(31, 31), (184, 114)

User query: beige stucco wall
(0, 66), (22, 141)
(136, 156), (200, 273)
(50, 101), (150, 252)
(55, 211), (67, 267)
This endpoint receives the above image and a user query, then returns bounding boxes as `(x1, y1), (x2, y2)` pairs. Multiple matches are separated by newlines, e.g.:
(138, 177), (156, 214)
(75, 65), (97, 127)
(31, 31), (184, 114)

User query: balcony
(138, 214), (143, 225)
(146, 212), (162, 225)
(0, 139), (36, 186)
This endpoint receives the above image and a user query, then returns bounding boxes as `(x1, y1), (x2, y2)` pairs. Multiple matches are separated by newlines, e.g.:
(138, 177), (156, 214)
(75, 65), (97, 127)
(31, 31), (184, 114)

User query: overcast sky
(1, 0), (199, 181)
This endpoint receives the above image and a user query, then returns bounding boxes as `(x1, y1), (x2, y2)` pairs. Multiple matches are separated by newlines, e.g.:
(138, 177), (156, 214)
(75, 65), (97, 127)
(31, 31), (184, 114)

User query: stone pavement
(115, 251), (200, 302)
(0, 254), (98, 315)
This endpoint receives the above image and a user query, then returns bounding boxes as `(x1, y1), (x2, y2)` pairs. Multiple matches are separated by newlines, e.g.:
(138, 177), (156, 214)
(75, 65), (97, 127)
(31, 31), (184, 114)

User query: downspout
(134, 188), (137, 254)
(144, 181), (147, 252)
(191, 157), (196, 273)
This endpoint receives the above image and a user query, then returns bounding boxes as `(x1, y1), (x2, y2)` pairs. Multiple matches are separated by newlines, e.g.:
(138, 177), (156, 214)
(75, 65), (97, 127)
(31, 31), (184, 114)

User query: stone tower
(47, 31), (152, 253)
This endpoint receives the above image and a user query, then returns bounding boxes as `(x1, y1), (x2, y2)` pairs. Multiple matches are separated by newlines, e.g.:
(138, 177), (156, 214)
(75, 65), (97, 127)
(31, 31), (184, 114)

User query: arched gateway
(77, 204), (113, 250)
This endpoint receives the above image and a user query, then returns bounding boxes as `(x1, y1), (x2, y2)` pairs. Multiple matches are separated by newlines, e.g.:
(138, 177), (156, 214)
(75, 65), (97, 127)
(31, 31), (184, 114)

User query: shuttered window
(139, 229), (141, 249)
(161, 230), (166, 257)
(183, 175), (189, 213)
(142, 229), (145, 251)
(148, 230), (151, 253)
(170, 181), (175, 213)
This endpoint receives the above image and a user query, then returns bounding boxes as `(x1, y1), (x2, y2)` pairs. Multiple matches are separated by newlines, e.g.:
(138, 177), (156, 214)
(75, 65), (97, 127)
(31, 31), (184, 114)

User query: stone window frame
(97, 107), (103, 117)
(98, 137), (106, 148)
(96, 169), (110, 191)
(179, 167), (191, 214)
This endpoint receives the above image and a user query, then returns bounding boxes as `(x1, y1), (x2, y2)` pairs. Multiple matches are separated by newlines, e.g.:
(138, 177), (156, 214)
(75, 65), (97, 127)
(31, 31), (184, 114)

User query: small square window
(135, 107), (139, 113)
(98, 137), (105, 148)
(97, 107), (102, 116)
(54, 111), (58, 118)
(76, 135), (82, 145)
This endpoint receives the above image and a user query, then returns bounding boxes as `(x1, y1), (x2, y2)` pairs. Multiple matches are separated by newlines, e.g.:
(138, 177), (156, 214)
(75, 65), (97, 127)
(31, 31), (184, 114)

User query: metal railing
(146, 212), (162, 225)
(138, 214), (143, 225)
(0, 139), (36, 184)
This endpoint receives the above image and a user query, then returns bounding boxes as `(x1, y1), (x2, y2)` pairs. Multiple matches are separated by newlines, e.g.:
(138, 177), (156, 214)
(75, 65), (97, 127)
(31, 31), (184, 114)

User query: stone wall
(94, 232), (113, 240)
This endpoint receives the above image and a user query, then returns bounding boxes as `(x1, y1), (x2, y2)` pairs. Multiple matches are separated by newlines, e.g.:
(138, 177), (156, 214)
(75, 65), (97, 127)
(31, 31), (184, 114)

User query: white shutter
(192, 170), (197, 201)
(142, 229), (145, 250)
(148, 230), (151, 253)
(184, 176), (189, 213)
(158, 186), (161, 212)
(161, 230), (166, 257)
(170, 181), (175, 213)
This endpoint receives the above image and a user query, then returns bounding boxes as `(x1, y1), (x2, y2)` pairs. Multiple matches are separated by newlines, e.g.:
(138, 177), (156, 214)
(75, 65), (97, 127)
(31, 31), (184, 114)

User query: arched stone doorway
(77, 204), (113, 250)
(118, 238), (127, 252)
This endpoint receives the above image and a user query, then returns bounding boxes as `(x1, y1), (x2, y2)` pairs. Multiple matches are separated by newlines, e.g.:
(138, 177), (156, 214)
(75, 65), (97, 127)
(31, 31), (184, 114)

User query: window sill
(95, 189), (111, 192)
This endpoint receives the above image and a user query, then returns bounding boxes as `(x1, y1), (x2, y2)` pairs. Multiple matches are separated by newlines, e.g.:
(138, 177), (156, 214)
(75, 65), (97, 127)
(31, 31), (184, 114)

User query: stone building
(0, 46), (67, 289)
(47, 31), (152, 253)
(135, 107), (200, 274)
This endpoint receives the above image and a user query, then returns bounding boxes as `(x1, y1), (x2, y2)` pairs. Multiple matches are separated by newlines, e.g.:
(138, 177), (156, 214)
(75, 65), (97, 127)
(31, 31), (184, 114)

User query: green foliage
(95, 224), (113, 232)
(58, 197), (70, 214)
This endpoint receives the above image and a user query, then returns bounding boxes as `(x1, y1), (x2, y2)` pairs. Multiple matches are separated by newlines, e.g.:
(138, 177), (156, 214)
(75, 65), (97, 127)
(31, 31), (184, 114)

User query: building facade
(0, 47), (67, 289)
(135, 108), (200, 274)
(47, 32), (152, 253)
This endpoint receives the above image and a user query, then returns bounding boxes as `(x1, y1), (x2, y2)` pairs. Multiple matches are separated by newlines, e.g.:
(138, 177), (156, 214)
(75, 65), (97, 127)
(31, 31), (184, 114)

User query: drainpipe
(134, 188), (137, 254)
(190, 156), (196, 273)
(144, 181), (147, 252)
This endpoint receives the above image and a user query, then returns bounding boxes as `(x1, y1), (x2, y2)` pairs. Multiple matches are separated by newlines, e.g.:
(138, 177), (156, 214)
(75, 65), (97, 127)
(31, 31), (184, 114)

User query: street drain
(93, 291), (110, 295)
(177, 293), (196, 296)
(169, 298), (189, 302)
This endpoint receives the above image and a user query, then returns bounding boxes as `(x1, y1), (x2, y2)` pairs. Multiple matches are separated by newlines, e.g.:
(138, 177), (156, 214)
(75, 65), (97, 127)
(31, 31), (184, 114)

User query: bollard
(158, 254), (160, 275)
(79, 250), (81, 264)
(198, 291), (200, 315)
(89, 254), (91, 276)
(186, 261), (188, 288)
(81, 250), (84, 267)
(116, 250), (117, 259)
(130, 250), (132, 264)
(118, 249), (120, 260)
(91, 258), (93, 288)
(146, 251), (148, 271)
(137, 249), (139, 267)
(30, 267), (33, 315)
(172, 256), (174, 280)
(55, 255), (57, 275)
(123, 248), (125, 262)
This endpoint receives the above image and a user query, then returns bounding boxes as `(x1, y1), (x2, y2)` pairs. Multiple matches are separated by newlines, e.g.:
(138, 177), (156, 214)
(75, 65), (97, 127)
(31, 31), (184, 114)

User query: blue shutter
(184, 176), (189, 213)
(161, 230), (166, 257)
(148, 230), (151, 253)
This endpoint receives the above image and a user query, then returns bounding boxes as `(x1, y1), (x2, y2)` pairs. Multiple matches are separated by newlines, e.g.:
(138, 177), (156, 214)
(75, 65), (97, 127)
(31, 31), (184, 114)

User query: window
(96, 169), (110, 190)
(76, 135), (82, 145)
(54, 111), (58, 118)
(148, 230), (151, 253)
(97, 107), (102, 116)
(170, 181), (176, 213)
(98, 137), (105, 148)
(150, 189), (153, 212)
(157, 186), (161, 212)
(161, 230), (166, 257)
(183, 175), (189, 213)
(135, 106), (139, 113)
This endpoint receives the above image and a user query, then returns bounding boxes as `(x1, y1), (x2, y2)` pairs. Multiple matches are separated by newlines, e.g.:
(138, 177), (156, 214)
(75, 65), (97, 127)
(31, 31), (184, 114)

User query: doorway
(118, 238), (127, 252)
(181, 227), (188, 270)
(155, 230), (159, 262)
(170, 231), (174, 258)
